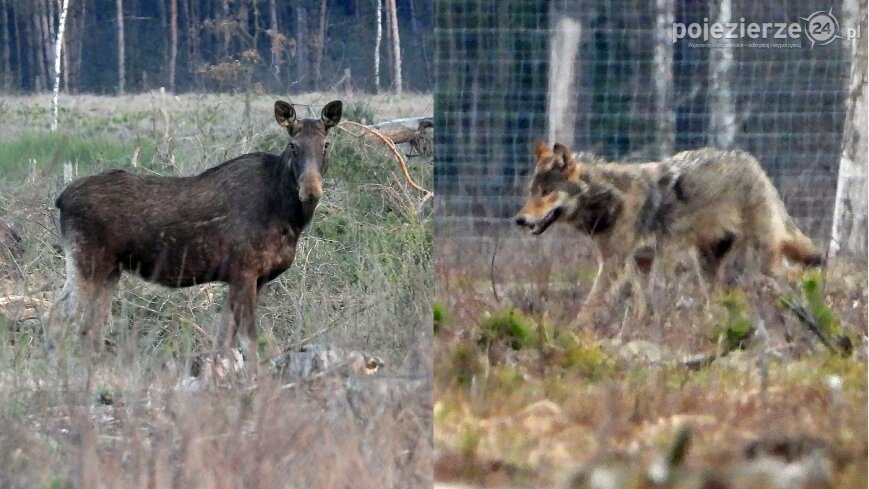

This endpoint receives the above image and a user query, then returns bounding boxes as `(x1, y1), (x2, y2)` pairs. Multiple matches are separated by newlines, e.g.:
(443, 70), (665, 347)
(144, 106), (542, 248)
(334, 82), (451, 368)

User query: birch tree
(169, 0), (177, 92)
(709, 0), (735, 148)
(51, 0), (71, 132)
(374, 0), (382, 92)
(654, 0), (675, 158)
(116, 0), (125, 94)
(547, 17), (581, 145)
(830, 0), (867, 259)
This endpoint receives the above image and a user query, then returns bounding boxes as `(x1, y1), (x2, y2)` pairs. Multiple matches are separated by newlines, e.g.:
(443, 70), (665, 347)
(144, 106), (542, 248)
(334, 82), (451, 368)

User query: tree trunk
(312, 0), (327, 90)
(188, 0), (200, 89)
(12, 1), (22, 89)
(547, 17), (581, 146)
(169, 0), (177, 92)
(386, 0), (401, 93)
(374, 0), (381, 92)
(708, 0), (735, 148)
(52, 0), (70, 132)
(407, 0), (430, 87)
(221, 0), (230, 59)
(268, 0), (278, 77)
(296, 4), (307, 89)
(0, 0), (10, 87)
(42, 0), (55, 83)
(116, 0), (124, 94)
(654, 0), (675, 158)
(74, 0), (86, 93)
(33, 1), (47, 92)
(830, 0), (867, 260)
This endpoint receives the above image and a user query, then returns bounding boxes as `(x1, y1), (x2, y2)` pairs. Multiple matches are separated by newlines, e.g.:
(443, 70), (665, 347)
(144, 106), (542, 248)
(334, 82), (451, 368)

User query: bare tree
(169, 0), (177, 92)
(830, 0), (867, 260)
(52, 0), (71, 132)
(374, 0), (382, 92)
(386, 0), (401, 93)
(708, 0), (735, 148)
(116, 0), (124, 94)
(654, 0), (675, 158)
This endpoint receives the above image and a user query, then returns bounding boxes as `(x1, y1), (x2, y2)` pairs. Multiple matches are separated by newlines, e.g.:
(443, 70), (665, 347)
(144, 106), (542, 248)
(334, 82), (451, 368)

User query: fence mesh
(434, 0), (852, 243)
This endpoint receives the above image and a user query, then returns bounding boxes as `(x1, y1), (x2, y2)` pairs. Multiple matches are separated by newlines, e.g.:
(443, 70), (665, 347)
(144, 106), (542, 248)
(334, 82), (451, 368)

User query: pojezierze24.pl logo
(672, 8), (861, 48)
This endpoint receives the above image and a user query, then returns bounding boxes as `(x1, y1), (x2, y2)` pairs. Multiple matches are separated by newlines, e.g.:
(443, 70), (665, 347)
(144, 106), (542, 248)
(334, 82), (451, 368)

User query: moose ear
(533, 139), (550, 160)
(321, 100), (343, 130)
(275, 101), (296, 129)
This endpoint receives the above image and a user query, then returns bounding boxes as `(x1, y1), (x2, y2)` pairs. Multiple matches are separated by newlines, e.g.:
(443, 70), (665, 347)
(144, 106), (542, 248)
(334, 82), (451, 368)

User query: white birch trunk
(169, 0), (177, 93)
(829, 0), (867, 259)
(654, 0), (675, 158)
(547, 17), (581, 145)
(116, 0), (124, 94)
(374, 0), (382, 92)
(709, 0), (735, 149)
(51, 0), (70, 131)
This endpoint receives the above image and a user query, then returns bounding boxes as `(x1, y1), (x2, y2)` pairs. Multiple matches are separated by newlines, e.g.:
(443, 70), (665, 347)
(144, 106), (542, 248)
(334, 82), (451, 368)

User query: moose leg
(225, 278), (259, 367)
(81, 270), (119, 353)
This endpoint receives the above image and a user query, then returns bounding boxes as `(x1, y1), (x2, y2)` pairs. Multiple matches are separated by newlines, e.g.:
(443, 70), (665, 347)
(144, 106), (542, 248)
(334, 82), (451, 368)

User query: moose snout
(298, 173), (324, 203)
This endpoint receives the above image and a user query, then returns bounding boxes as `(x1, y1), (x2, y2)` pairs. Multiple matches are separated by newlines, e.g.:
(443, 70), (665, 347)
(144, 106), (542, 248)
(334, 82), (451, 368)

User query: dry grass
(433, 222), (867, 488)
(0, 92), (433, 488)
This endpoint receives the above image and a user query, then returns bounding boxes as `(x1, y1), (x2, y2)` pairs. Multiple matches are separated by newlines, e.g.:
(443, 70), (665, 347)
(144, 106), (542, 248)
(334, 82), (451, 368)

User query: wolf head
(514, 140), (587, 235)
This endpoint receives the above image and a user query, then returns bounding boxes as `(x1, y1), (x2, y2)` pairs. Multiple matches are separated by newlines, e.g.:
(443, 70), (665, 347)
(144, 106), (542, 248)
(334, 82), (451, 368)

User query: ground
(0, 91), (433, 488)
(433, 222), (867, 488)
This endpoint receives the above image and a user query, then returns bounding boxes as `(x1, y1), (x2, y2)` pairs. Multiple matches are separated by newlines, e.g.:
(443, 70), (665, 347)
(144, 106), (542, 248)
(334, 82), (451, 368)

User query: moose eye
(289, 143), (299, 155)
(324, 142), (331, 153)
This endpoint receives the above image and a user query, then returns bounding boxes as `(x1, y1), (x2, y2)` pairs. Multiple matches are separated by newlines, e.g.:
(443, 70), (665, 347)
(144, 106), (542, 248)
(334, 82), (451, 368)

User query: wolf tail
(780, 218), (823, 266)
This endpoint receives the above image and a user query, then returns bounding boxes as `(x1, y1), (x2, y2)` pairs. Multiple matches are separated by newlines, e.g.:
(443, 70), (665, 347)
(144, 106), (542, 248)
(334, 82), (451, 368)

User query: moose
(45, 100), (343, 365)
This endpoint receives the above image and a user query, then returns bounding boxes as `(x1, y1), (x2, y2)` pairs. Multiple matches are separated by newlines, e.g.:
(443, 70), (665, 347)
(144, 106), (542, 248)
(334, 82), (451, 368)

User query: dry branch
(336, 120), (432, 197)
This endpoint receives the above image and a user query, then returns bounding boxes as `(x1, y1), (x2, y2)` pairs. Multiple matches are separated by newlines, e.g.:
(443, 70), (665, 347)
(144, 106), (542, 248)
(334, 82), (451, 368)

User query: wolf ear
(533, 139), (550, 160)
(275, 101), (296, 129)
(321, 100), (343, 131)
(552, 143), (573, 172)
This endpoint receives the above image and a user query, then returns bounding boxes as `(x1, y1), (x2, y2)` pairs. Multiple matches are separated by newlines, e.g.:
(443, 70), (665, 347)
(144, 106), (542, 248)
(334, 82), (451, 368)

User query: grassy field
(0, 92), (433, 488)
(433, 224), (867, 488)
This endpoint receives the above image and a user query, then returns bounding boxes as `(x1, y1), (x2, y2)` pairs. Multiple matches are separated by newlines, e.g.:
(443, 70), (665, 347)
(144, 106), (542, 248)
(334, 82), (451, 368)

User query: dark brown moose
(45, 100), (343, 364)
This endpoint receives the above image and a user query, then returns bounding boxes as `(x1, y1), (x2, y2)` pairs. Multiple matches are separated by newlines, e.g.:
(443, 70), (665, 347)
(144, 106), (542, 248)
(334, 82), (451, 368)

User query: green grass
(0, 131), (156, 177)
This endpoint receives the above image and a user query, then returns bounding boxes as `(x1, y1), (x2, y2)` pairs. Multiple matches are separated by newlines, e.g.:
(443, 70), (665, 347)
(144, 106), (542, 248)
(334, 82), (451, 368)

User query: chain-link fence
(434, 0), (853, 244)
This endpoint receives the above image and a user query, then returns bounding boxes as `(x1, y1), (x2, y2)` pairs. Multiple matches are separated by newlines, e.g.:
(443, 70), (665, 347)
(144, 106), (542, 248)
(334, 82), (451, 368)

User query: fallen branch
(336, 120), (433, 198)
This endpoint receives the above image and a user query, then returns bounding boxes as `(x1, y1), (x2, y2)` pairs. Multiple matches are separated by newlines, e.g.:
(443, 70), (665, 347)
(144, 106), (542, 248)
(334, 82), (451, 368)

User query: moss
(710, 290), (753, 352)
(479, 308), (536, 350)
(433, 301), (448, 334)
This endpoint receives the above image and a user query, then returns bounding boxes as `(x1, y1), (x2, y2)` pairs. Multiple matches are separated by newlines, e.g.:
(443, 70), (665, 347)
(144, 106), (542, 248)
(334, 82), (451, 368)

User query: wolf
(514, 141), (822, 323)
